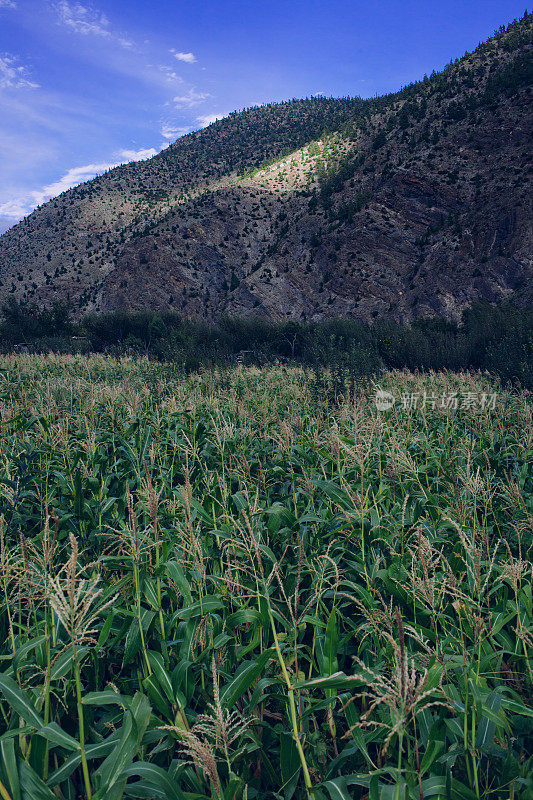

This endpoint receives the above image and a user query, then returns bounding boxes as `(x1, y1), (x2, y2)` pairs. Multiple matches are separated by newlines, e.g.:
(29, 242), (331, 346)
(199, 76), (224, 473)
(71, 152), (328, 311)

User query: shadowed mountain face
(0, 15), (531, 322)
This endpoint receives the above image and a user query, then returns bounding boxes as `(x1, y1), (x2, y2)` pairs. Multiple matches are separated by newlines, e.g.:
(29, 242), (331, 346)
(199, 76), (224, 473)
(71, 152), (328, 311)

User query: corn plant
(0, 354), (530, 799)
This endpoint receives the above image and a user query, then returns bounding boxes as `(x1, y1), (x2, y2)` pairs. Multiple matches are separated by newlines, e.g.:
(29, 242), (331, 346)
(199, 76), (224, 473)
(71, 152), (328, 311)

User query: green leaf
(321, 775), (373, 800)
(37, 723), (80, 752)
(12, 636), (48, 675)
(369, 774), (379, 800)
(93, 692), (151, 798)
(97, 610), (115, 648)
(294, 672), (362, 691)
(175, 596), (223, 621)
(0, 673), (43, 730)
(0, 738), (20, 800)
(489, 611), (515, 636)
(147, 651), (174, 704)
(226, 609), (260, 629)
(476, 691), (502, 749)
(449, 778), (478, 800)
(123, 610), (155, 666)
(325, 605), (338, 658)
(164, 562), (192, 604)
(142, 674), (172, 719)
(420, 776), (448, 796)
(219, 649), (274, 709)
(321, 777), (352, 800)
(341, 697), (375, 770)
(317, 606), (338, 685)
(120, 762), (185, 800)
(74, 468), (83, 519)
(92, 711), (136, 798)
(313, 481), (357, 511)
(280, 732), (299, 800)
(420, 740), (444, 777)
(46, 735), (120, 787)
(18, 762), (56, 800)
(223, 774), (244, 800)
(143, 579), (159, 611)
(83, 689), (127, 707)
(50, 646), (89, 680)
(501, 698), (533, 718)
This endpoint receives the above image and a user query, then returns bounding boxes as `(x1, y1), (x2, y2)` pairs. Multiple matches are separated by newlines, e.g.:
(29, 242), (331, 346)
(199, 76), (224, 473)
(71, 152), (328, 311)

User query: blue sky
(0, 0), (527, 233)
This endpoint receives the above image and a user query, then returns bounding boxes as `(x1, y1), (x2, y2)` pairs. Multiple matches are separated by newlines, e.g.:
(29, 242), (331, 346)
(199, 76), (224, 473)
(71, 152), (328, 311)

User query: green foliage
(372, 303), (533, 389)
(1, 301), (531, 388)
(483, 49), (533, 103)
(0, 299), (73, 342)
(372, 130), (387, 150)
(334, 190), (372, 223)
(0, 358), (530, 798)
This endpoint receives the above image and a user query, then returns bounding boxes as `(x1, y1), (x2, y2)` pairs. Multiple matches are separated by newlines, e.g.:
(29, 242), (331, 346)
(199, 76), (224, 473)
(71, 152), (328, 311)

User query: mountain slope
(0, 13), (531, 322)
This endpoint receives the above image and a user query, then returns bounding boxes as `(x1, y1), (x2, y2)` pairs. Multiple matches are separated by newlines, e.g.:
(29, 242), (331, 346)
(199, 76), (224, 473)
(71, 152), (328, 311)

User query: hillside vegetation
(0, 14), (531, 322)
(1, 299), (532, 390)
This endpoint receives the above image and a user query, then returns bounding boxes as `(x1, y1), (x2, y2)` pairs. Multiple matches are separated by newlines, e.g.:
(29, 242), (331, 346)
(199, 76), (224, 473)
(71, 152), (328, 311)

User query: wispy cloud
(0, 0), (17, 9)
(118, 146), (158, 160)
(0, 162), (119, 219)
(161, 122), (193, 140)
(52, 3), (199, 94)
(0, 199), (28, 221)
(173, 88), (210, 108)
(196, 112), (227, 127)
(157, 64), (183, 84)
(173, 51), (196, 63)
(0, 146), (161, 222)
(0, 54), (39, 90)
(54, 1), (134, 47)
(54, 1), (110, 37)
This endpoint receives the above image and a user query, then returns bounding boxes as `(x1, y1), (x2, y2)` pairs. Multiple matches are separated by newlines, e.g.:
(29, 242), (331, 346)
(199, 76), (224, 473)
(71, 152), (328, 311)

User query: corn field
(0, 354), (531, 800)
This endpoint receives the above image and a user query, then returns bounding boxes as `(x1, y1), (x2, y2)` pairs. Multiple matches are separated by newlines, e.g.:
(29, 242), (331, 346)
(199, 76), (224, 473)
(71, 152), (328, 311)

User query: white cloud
(0, 197), (34, 220)
(196, 112), (227, 128)
(0, 146), (162, 221)
(158, 65), (183, 83)
(118, 147), (157, 160)
(34, 161), (120, 205)
(54, 1), (111, 37)
(173, 88), (210, 108)
(0, 0), (17, 9)
(161, 122), (193, 140)
(174, 51), (196, 63)
(54, 1), (134, 47)
(0, 54), (39, 90)
(52, 5), (206, 99)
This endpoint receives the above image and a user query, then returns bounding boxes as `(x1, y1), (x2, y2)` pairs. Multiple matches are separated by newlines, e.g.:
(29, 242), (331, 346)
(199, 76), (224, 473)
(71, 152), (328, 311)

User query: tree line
(0, 298), (531, 389)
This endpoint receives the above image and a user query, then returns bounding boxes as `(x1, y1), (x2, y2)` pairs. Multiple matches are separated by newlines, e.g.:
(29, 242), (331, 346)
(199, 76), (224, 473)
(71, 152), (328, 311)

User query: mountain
(0, 14), (531, 323)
